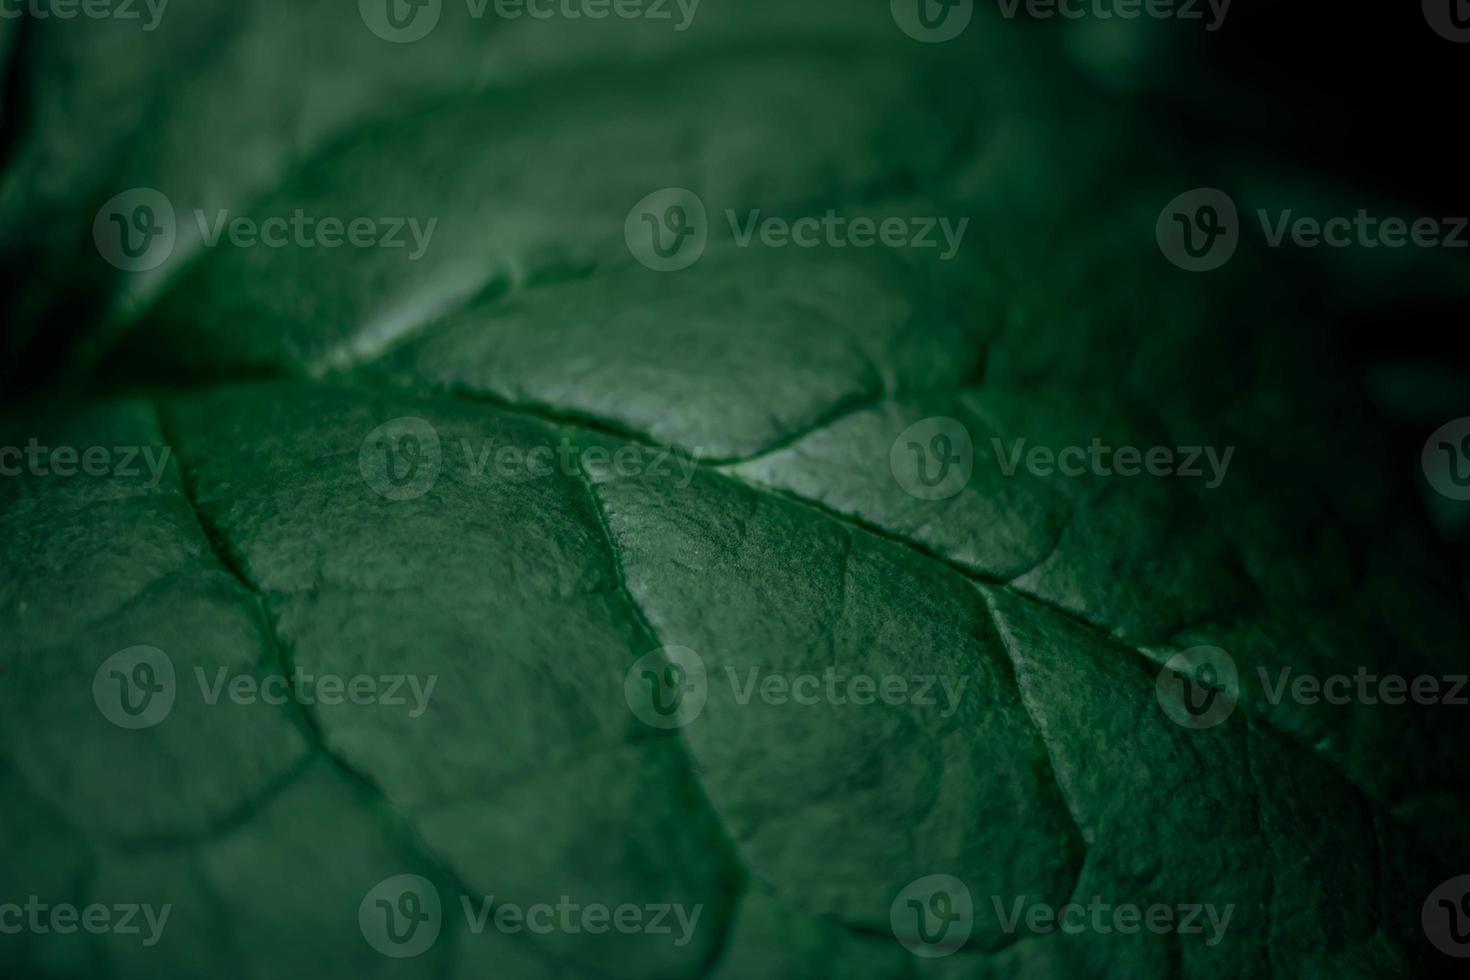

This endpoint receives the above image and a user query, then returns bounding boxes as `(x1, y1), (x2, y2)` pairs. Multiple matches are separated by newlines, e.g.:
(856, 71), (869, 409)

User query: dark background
(1173, 0), (1465, 366)
(1147, 0), (1470, 577)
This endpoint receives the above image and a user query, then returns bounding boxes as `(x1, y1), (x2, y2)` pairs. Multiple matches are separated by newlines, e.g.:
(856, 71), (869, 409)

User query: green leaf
(2, 3), (1465, 979)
